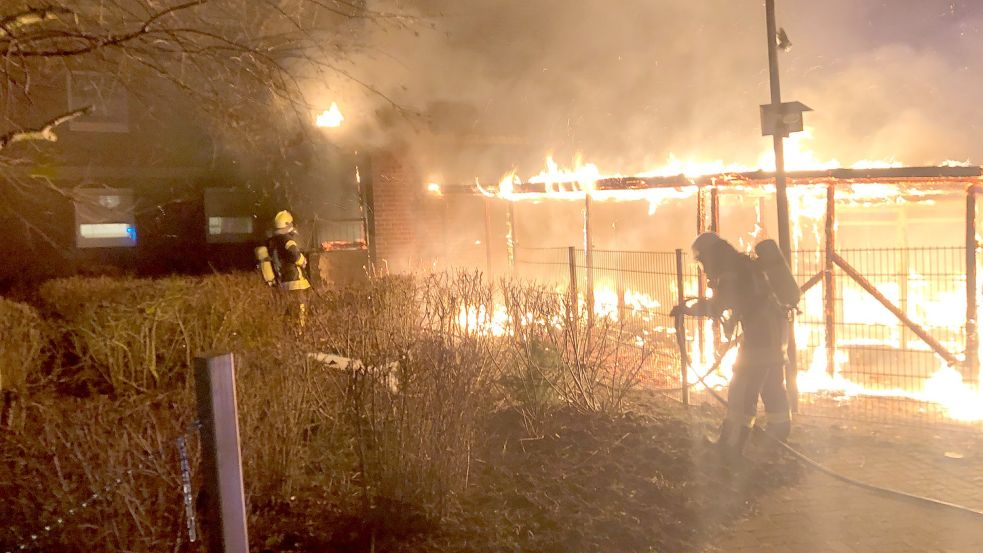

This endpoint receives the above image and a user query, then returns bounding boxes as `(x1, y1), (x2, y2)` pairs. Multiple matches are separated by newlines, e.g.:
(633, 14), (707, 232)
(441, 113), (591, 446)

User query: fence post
(824, 184), (837, 378)
(696, 185), (707, 364)
(967, 185), (979, 383)
(195, 354), (249, 553)
(675, 249), (689, 407)
(568, 246), (578, 316)
(506, 202), (517, 275)
(483, 198), (494, 279)
(584, 194), (595, 314)
(709, 185), (722, 353)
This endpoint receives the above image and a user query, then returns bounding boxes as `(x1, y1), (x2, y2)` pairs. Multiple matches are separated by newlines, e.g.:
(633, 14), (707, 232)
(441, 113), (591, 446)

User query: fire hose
(670, 307), (983, 520)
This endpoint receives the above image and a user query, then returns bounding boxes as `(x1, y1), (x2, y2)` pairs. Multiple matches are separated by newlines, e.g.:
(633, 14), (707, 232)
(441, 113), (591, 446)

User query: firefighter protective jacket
(267, 233), (311, 291)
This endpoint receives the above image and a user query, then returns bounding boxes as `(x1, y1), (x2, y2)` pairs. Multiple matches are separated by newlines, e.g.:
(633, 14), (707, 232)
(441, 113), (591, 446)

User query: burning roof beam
(442, 165), (983, 197)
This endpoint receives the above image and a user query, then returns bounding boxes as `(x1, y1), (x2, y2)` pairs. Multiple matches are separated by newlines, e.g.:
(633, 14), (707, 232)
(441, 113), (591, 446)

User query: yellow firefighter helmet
(273, 210), (295, 235)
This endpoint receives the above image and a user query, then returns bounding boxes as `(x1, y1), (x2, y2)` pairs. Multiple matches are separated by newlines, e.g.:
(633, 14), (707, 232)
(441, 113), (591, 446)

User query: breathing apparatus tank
(254, 246), (277, 286)
(754, 239), (800, 307)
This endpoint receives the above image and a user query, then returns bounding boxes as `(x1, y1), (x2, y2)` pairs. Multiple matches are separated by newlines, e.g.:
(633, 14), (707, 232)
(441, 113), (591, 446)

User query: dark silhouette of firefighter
(255, 210), (311, 327)
(671, 232), (800, 458)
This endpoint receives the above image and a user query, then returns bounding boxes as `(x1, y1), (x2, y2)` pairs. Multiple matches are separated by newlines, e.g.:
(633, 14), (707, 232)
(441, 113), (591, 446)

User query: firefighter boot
(704, 419), (732, 448)
(762, 411), (792, 443)
(721, 423), (752, 462)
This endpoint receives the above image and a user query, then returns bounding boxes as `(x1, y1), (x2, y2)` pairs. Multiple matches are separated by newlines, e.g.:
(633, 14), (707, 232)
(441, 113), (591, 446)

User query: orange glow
(456, 128), (983, 422)
(315, 102), (344, 128)
(426, 182), (443, 196)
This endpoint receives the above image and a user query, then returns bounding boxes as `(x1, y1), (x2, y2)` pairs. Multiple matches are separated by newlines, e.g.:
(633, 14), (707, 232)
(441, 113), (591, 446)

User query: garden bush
(1, 271), (653, 551)
(38, 274), (288, 395)
(0, 296), (48, 394)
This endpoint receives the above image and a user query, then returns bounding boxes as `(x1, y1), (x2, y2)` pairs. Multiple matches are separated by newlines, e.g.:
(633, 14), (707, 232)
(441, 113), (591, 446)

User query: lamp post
(761, 0), (810, 411)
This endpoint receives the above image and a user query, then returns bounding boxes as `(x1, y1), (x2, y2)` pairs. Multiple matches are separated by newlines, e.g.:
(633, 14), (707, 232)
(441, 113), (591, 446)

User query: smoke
(314, 0), (983, 182)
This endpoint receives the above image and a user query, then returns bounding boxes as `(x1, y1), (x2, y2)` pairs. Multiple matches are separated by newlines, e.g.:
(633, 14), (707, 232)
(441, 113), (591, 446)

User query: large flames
(444, 128), (983, 422)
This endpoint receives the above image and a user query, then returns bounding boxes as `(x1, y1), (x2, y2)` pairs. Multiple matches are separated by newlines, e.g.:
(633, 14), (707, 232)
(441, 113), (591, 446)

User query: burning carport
(423, 164), (983, 425)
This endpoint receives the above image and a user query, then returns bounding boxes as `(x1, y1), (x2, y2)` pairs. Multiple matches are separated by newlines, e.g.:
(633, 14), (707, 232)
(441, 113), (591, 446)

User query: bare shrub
(235, 346), (357, 504)
(0, 297), (47, 394)
(0, 391), (196, 553)
(308, 272), (501, 516)
(502, 281), (651, 422)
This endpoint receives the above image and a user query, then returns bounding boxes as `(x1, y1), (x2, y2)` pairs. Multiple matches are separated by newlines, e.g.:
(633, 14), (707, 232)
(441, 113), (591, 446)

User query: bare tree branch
(0, 6), (72, 38)
(0, 106), (92, 150)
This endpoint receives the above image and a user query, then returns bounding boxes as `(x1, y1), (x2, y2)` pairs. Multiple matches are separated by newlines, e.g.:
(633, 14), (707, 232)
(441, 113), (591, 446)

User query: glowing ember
(426, 182), (443, 196)
(315, 102), (344, 128)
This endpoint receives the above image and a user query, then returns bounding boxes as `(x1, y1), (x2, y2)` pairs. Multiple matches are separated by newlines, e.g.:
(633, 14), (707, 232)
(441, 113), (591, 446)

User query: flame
(454, 126), (983, 422)
(426, 182), (443, 196)
(315, 102), (344, 128)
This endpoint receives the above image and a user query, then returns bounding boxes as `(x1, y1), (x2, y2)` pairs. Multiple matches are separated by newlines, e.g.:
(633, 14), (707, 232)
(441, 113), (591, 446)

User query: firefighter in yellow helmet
(671, 232), (794, 459)
(266, 210), (311, 326)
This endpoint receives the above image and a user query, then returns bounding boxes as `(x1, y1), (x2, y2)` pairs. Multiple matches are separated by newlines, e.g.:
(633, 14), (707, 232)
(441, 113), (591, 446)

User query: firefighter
(671, 232), (793, 458)
(267, 209), (311, 327)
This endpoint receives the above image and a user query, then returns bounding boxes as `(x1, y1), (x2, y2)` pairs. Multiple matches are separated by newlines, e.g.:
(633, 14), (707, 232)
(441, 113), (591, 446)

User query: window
(79, 223), (136, 240)
(208, 217), (253, 236)
(67, 71), (129, 133)
(74, 188), (137, 248)
(204, 188), (256, 244)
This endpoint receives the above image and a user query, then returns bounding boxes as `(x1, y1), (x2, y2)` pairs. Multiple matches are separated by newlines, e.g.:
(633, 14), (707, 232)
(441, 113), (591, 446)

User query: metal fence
(514, 244), (981, 428)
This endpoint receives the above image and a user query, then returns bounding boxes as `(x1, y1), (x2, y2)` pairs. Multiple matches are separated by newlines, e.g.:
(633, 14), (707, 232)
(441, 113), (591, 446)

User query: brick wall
(370, 150), (446, 272)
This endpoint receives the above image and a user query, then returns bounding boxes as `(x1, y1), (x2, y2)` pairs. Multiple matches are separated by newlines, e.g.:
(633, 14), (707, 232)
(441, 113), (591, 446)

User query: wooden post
(357, 154), (376, 271)
(710, 186), (722, 352)
(483, 198), (494, 279)
(584, 194), (595, 313)
(675, 249), (689, 406)
(506, 202), (517, 275)
(696, 186), (707, 364)
(195, 354), (249, 553)
(824, 184), (837, 377)
(967, 185), (979, 383)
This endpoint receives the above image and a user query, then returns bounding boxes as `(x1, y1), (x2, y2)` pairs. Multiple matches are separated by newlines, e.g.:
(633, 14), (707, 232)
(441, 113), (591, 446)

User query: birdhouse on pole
(760, 101), (812, 137)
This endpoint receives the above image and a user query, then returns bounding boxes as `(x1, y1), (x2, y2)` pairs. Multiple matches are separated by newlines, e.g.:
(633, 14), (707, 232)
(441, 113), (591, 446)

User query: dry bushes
(0, 391), (195, 553)
(39, 274), (286, 395)
(501, 282), (651, 432)
(0, 297), (47, 393)
(235, 346), (357, 503)
(0, 271), (653, 551)
(308, 272), (503, 516)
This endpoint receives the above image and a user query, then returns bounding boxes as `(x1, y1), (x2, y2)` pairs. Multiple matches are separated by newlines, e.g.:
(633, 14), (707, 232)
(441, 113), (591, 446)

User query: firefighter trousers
(725, 347), (791, 431)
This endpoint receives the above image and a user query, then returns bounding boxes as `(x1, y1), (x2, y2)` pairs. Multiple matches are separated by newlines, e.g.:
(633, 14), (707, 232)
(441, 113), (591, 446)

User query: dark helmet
(691, 232), (736, 278)
(691, 232), (723, 262)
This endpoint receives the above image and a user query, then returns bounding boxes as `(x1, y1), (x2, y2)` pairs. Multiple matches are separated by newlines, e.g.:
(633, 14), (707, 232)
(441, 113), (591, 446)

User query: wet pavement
(712, 415), (983, 552)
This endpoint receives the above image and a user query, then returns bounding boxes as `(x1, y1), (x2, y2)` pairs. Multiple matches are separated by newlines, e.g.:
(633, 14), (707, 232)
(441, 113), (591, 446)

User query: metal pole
(765, 0), (792, 262)
(765, 0), (798, 413)
(675, 248), (689, 407)
(967, 185), (979, 383)
(194, 354), (249, 553)
(568, 246), (578, 318)
(584, 193), (595, 313)
(824, 184), (836, 377)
